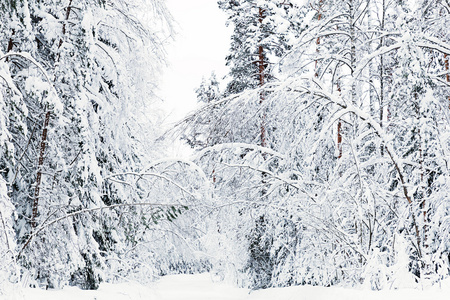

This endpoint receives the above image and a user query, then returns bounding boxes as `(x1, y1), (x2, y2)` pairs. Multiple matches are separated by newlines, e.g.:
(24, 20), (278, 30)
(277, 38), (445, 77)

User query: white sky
(160, 0), (232, 124)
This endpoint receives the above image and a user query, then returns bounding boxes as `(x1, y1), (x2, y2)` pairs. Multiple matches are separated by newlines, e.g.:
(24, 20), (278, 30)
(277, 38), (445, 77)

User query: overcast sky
(160, 0), (232, 124)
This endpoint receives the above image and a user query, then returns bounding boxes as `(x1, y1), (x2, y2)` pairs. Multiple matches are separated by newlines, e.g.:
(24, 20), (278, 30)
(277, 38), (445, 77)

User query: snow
(6, 273), (450, 300)
(160, 0), (232, 124)
(291, 0), (309, 6)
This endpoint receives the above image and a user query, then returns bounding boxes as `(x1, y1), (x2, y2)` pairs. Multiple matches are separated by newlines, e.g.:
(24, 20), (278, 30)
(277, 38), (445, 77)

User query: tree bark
(379, 0), (386, 156)
(258, 7), (266, 149)
(7, 30), (14, 52)
(445, 53), (449, 109)
(32, 0), (73, 228)
(56, 0), (73, 62)
(314, 0), (324, 77)
(337, 83), (343, 159)
(5, 29), (15, 62)
(31, 111), (51, 228)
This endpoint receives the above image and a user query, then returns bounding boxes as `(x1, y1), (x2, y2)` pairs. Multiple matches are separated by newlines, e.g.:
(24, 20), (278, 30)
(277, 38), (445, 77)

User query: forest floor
(6, 273), (450, 300)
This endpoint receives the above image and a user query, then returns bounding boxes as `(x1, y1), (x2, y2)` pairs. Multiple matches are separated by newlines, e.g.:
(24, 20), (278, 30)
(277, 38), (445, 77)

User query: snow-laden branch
(141, 157), (212, 198)
(144, 157), (209, 186)
(421, 36), (450, 54)
(284, 78), (423, 255)
(417, 42), (450, 55)
(222, 162), (317, 203)
(283, 78), (414, 205)
(169, 93), (241, 130)
(0, 52), (62, 112)
(17, 202), (191, 259)
(195, 142), (285, 160)
(353, 43), (403, 76)
(1, 53), (52, 92)
(352, 39), (450, 78)
(105, 171), (199, 200)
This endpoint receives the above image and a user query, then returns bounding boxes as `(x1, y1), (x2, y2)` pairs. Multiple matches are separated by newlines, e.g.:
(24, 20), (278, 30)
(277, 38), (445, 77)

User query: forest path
(12, 273), (450, 300)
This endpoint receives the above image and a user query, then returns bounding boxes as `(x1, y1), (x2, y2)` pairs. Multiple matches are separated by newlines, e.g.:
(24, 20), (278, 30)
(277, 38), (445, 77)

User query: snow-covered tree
(0, 0), (206, 289)
(178, 0), (308, 289)
(181, 0), (450, 289)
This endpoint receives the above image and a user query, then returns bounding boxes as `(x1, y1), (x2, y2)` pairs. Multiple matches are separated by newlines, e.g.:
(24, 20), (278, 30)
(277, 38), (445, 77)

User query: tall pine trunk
(32, 0), (73, 228)
(446, 54), (449, 109)
(259, 7), (266, 149)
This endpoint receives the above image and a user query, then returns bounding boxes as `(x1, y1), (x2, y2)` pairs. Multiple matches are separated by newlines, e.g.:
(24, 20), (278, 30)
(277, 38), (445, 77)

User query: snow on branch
(0, 52), (62, 112)
(17, 201), (192, 260)
(195, 142), (285, 160)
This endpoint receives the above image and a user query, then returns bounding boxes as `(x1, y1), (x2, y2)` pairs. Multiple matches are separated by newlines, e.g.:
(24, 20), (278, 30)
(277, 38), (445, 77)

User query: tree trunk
(414, 91), (427, 254)
(314, 0), (324, 77)
(337, 82), (343, 159)
(32, 0), (73, 228)
(7, 30), (14, 52)
(31, 111), (51, 228)
(5, 29), (15, 62)
(446, 53), (449, 109)
(379, 0), (386, 156)
(349, 0), (356, 105)
(56, 0), (73, 62)
(258, 7), (266, 149)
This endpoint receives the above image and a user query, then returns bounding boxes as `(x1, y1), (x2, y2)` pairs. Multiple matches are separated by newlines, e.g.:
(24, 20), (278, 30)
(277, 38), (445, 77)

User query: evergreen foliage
(0, 0), (204, 290)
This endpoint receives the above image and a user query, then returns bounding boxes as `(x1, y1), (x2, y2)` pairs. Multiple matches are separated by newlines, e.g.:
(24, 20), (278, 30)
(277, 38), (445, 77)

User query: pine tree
(219, 0), (294, 96)
(0, 0), (179, 289)
(181, 0), (303, 289)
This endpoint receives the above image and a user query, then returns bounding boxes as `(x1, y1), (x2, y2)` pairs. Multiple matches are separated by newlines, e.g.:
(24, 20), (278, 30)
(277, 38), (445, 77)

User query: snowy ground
(5, 273), (450, 300)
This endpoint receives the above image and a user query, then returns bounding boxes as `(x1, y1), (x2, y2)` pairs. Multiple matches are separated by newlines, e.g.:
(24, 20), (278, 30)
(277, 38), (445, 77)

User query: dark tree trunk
(258, 8), (266, 149)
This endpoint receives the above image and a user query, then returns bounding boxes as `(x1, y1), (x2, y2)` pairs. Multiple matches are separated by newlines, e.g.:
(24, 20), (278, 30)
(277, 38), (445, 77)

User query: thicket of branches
(181, 0), (450, 290)
(1, 0), (449, 293)
(0, 0), (210, 292)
